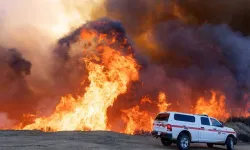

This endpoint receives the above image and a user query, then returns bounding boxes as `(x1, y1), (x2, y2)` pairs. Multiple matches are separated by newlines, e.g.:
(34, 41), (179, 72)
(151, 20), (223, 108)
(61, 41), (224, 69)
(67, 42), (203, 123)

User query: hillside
(225, 122), (250, 142)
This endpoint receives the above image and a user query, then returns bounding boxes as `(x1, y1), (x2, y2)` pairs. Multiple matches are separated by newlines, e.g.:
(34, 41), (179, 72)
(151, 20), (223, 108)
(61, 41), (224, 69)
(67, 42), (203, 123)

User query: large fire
(121, 102), (153, 134)
(158, 92), (171, 112)
(194, 91), (230, 121)
(8, 21), (249, 134)
(17, 27), (139, 132)
(121, 92), (171, 135)
(194, 91), (250, 121)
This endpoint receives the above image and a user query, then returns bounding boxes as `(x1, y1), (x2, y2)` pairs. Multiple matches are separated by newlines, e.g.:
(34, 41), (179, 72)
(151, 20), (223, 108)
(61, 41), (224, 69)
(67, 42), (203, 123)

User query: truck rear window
(155, 113), (170, 121)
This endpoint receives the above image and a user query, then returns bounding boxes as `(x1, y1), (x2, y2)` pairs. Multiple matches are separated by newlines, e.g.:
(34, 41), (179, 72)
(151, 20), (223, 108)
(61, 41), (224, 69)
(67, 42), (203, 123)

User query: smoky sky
(0, 0), (250, 127)
(176, 0), (250, 35)
(102, 0), (250, 35)
(0, 47), (35, 122)
(101, 0), (250, 114)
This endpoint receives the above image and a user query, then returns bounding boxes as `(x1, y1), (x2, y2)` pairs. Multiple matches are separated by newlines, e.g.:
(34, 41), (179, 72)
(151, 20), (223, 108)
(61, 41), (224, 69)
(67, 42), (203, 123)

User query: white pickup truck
(152, 112), (237, 150)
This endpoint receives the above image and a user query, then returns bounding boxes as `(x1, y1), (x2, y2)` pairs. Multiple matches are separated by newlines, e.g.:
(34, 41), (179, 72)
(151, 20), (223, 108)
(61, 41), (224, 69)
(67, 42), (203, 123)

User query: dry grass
(225, 122), (250, 142)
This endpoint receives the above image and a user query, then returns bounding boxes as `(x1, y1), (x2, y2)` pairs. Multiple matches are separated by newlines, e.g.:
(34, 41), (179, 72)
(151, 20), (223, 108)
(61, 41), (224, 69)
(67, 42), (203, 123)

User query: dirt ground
(0, 131), (249, 150)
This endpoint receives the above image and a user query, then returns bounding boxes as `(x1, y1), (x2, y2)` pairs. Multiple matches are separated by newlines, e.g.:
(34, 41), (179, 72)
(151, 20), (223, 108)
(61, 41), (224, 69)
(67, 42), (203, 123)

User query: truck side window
(210, 118), (222, 127)
(174, 114), (195, 122)
(201, 117), (210, 125)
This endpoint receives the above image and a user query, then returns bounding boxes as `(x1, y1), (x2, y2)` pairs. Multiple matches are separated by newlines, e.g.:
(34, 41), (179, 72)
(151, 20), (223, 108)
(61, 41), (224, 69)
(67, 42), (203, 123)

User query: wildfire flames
(194, 91), (230, 121)
(14, 25), (172, 134)
(3, 19), (250, 134)
(158, 92), (171, 112)
(17, 27), (139, 132)
(194, 91), (250, 121)
(121, 92), (171, 135)
(121, 104), (153, 135)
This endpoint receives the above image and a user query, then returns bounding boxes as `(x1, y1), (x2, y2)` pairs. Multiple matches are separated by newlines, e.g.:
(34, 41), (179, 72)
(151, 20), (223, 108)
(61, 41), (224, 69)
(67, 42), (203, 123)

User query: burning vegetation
(0, 0), (250, 134)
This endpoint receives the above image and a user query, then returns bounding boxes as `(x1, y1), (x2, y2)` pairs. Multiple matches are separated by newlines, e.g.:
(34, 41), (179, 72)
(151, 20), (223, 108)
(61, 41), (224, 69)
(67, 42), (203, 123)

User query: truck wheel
(177, 133), (190, 150)
(161, 138), (172, 146)
(207, 143), (213, 148)
(226, 136), (234, 150)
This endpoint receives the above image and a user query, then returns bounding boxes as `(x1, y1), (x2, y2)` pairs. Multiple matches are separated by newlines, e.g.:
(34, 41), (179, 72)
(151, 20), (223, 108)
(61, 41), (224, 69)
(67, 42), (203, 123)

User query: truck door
(199, 117), (217, 142)
(171, 113), (199, 142)
(210, 118), (226, 143)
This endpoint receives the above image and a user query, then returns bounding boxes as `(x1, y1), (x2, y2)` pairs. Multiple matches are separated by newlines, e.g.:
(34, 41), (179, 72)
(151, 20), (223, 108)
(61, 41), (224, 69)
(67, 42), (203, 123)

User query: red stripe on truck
(208, 129), (218, 132)
(222, 131), (236, 134)
(171, 125), (203, 130)
(170, 125), (236, 134)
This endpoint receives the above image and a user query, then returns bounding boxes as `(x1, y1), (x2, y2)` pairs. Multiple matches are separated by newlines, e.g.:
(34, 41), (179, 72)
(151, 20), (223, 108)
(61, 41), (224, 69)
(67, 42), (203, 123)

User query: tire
(207, 143), (213, 148)
(177, 133), (190, 150)
(226, 137), (234, 150)
(160, 138), (172, 146)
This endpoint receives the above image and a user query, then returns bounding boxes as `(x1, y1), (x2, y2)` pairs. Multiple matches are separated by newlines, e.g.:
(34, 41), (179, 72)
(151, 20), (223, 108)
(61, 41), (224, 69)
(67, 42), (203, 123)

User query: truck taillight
(165, 124), (172, 131)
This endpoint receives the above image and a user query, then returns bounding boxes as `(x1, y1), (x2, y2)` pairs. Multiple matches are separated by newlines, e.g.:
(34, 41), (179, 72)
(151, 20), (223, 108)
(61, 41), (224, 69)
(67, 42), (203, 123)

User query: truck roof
(158, 111), (209, 117)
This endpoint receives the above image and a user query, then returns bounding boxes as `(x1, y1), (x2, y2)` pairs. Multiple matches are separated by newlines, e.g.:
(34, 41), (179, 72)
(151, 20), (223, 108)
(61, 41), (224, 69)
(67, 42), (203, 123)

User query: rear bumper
(151, 131), (172, 140)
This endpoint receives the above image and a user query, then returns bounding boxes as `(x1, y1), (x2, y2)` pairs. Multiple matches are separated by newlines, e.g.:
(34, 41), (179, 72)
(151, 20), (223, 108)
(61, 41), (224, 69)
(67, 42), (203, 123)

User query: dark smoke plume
(0, 47), (35, 123)
(99, 0), (250, 117)
(7, 49), (31, 76)
(101, 0), (250, 35)
(176, 0), (250, 35)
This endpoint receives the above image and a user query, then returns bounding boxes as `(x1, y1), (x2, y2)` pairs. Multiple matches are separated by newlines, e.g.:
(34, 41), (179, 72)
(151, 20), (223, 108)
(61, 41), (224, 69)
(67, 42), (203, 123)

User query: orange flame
(121, 92), (170, 134)
(140, 96), (152, 104)
(158, 92), (171, 112)
(19, 28), (139, 131)
(10, 24), (249, 133)
(194, 90), (230, 121)
(121, 105), (153, 135)
(121, 97), (154, 135)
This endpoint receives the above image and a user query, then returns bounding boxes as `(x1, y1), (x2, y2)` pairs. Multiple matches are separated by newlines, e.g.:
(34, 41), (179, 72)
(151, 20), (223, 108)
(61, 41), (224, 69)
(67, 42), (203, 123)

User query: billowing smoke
(176, 0), (250, 35)
(0, 0), (100, 124)
(0, 47), (33, 124)
(97, 0), (250, 116)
